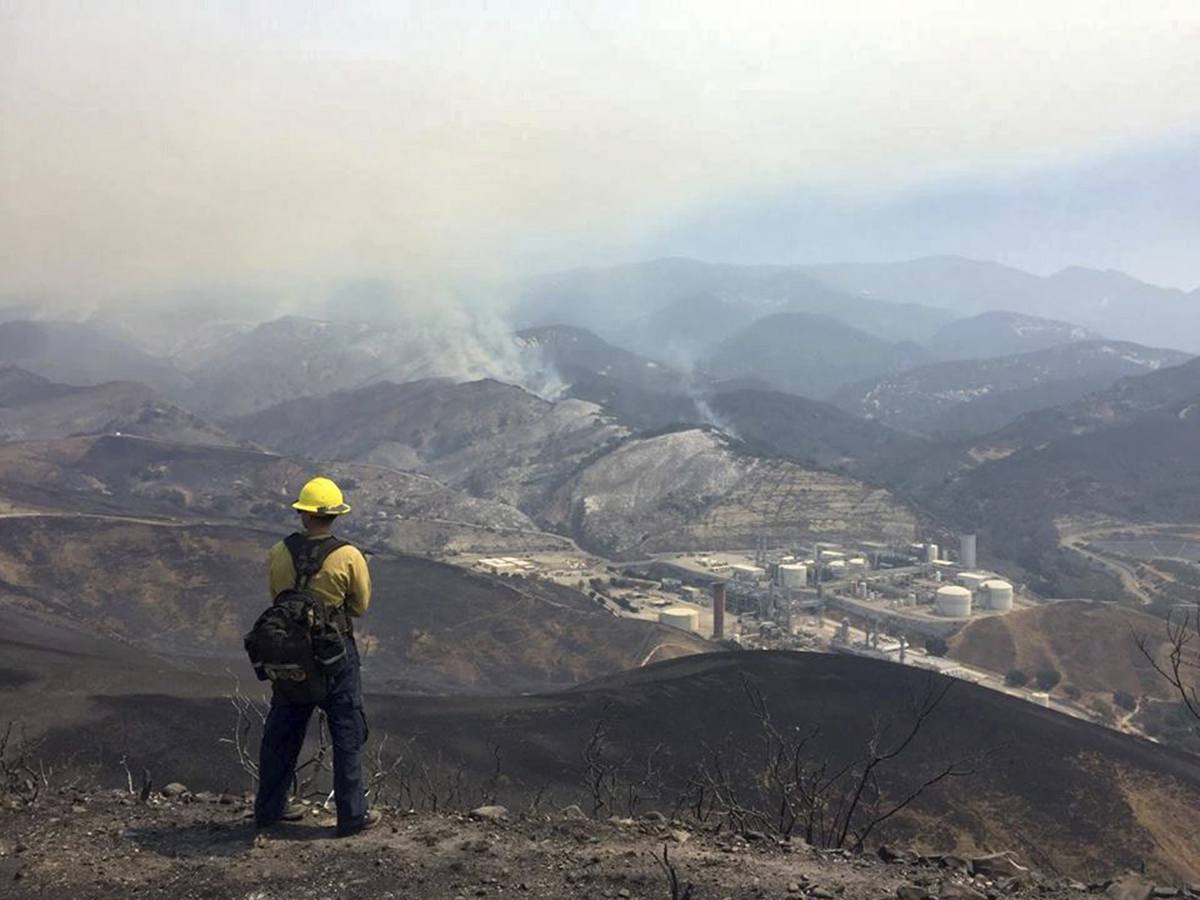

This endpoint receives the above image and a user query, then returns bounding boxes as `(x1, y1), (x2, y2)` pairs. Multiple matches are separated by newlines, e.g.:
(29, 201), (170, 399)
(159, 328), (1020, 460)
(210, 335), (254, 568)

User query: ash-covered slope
(833, 341), (1191, 437)
(0, 367), (234, 446)
(0, 435), (549, 556)
(1, 790), (1139, 900)
(368, 652), (1200, 879)
(230, 370), (917, 560)
(229, 378), (627, 511)
(20, 651), (1200, 882)
(541, 427), (916, 557)
(0, 517), (708, 695)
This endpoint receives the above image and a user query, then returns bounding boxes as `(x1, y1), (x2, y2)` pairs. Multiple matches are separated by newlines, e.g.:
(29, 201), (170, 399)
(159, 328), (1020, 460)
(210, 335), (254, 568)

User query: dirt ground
(0, 790), (1174, 900)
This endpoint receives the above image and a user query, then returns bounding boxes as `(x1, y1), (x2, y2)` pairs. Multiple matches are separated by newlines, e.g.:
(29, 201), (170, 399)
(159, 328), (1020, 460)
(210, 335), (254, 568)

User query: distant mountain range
(833, 341), (1191, 437)
(4, 254), (1197, 600)
(518, 258), (953, 353)
(806, 257), (1200, 352)
(521, 256), (1200, 354)
(0, 320), (187, 391)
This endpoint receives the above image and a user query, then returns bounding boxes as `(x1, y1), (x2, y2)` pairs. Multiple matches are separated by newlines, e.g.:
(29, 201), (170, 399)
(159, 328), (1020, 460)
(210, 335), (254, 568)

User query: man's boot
(337, 808), (382, 838)
(255, 802), (307, 827)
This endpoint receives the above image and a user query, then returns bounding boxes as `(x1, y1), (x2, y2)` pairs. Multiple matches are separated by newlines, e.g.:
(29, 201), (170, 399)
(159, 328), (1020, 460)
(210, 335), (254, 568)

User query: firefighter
(254, 476), (381, 837)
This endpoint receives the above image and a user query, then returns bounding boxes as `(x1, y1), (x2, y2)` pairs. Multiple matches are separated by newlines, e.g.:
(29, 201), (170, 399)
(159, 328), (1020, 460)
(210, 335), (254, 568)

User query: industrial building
(475, 556), (538, 574)
(730, 563), (766, 582)
(778, 563), (808, 588)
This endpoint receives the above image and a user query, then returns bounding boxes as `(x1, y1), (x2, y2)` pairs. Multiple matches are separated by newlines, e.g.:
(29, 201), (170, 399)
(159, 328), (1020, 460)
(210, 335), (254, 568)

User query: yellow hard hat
(291, 476), (352, 515)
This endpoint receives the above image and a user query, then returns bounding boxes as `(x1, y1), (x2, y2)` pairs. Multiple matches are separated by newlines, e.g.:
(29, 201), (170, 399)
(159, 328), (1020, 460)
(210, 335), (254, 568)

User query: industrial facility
(465, 532), (1021, 656)
(637, 530), (1024, 640)
(453, 535), (1092, 726)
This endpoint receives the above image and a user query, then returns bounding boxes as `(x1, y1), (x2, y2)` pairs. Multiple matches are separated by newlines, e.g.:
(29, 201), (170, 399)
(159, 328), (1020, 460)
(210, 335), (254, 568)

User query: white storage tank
(982, 579), (1014, 612)
(778, 563), (808, 588)
(847, 557), (868, 575)
(821, 550), (846, 562)
(826, 560), (847, 578)
(935, 585), (972, 618)
(658, 607), (700, 632)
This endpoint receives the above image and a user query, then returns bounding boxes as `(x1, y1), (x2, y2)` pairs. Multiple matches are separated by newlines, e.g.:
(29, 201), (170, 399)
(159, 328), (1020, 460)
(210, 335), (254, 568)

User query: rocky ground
(2, 788), (1194, 900)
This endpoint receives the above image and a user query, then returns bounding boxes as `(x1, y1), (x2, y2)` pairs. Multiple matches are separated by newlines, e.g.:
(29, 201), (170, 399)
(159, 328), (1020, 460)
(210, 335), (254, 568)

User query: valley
(3, 254), (1199, 882)
(9, 8), (1200, 894)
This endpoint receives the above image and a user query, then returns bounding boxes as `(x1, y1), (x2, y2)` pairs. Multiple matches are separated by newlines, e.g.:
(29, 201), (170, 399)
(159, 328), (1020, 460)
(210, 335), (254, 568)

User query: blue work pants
(254, 636), (369, 835)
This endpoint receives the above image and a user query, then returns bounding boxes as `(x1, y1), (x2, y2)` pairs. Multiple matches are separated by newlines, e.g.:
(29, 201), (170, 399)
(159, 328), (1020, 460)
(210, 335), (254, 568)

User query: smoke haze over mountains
(3, 0), (1200, 314)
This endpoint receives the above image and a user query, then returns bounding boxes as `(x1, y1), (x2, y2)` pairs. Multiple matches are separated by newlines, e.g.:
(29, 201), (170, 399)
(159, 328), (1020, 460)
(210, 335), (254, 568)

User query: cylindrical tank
(982, 579), (1014, 612)
(778, 563), (808, 588)
(826, 560), (847, 579)
(821, 550), (846, 562)
(847, 557), (868, 575)
(935, 585), (972, 618)
(925, 543), (940, 563)
(960, 534), (977, 569)
(659, 607), (700, 632)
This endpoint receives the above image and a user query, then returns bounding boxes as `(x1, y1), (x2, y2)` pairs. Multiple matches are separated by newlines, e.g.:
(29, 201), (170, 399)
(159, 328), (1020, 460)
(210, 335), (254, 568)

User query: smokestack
(712, 582), (726, 640)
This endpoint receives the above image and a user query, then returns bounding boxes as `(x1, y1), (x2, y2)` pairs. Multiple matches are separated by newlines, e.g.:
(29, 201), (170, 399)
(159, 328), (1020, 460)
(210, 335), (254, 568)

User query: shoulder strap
(283, 534), (351, 590)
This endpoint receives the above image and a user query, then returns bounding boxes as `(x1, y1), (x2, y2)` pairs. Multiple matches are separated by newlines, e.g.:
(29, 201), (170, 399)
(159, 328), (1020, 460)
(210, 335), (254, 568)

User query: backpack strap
(283, 534), (350, 588)
(282, 534), (354, 633)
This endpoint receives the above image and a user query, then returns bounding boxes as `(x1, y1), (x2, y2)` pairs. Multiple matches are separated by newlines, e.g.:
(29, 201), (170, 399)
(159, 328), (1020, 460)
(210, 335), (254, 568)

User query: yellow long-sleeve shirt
(268, 536), (372, 618)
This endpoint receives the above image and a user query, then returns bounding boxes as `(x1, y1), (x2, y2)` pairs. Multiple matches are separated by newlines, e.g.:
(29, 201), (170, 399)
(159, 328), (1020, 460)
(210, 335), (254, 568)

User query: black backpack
(244, 535), (353, 705)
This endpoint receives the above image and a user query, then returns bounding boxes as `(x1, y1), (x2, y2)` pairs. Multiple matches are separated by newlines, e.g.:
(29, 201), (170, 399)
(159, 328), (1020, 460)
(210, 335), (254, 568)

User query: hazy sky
(3, 1), (1200, 302)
